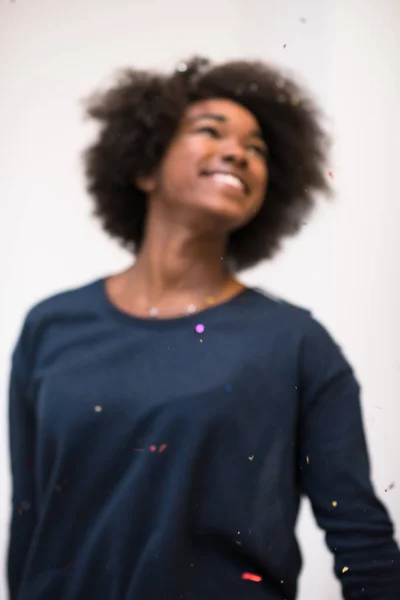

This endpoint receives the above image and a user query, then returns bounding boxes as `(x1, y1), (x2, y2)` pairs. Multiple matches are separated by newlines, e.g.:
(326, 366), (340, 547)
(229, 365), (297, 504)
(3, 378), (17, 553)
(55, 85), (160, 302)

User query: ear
(135, 173), (157, 193)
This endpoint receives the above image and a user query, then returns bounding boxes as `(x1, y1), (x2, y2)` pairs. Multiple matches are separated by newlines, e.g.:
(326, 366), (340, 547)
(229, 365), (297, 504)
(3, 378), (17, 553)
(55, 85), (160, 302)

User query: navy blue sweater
(8, 278), (400, 599)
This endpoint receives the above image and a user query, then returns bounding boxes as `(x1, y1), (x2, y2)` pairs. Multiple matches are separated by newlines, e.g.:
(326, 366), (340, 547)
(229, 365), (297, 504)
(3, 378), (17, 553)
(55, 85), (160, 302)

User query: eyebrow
(187, 113), (265, 141)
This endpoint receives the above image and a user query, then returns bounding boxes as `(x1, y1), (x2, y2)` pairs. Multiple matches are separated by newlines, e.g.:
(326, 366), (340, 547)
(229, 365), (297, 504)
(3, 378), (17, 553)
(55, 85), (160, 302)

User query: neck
(132, 226), (231, 302)
(109, 202), (242, 317)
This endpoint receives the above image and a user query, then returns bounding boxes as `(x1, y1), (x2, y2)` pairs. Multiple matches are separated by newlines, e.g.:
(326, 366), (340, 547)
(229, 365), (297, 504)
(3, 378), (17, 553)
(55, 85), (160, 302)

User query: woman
(8, 57), (400, 599)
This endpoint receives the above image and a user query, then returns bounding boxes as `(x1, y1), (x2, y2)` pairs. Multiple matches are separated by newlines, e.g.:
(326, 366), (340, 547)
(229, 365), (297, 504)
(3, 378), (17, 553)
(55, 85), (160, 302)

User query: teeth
(210, 173), (245, 191)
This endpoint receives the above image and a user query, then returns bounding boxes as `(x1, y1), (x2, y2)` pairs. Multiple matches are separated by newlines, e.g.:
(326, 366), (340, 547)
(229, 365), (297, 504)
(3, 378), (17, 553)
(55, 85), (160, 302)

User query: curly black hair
(82, 56), (332, 271)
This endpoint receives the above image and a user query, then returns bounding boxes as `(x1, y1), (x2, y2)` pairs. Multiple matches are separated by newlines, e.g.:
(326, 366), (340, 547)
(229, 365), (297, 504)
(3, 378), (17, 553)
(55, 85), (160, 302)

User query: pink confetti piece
(329, 171), (334, 179)
(242, 572), (262, 582)
(149, 445), (157, 452)
(195, 324), (205, 334)
(158, 443), (168, 453)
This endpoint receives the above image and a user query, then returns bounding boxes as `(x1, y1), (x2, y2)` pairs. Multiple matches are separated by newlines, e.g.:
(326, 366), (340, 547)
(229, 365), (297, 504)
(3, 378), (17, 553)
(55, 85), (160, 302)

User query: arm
(7, 319), (37, 600)
(298, 316), (400, 599)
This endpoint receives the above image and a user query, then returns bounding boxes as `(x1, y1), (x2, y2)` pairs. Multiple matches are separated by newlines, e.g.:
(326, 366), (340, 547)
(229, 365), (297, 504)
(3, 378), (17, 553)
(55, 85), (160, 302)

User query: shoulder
(249, 287), (347, 360)
(11, 277), (104, 377)
(19, 278), (102, 339)
(248, 286), (314, 333)
(24, 277), (103, 325)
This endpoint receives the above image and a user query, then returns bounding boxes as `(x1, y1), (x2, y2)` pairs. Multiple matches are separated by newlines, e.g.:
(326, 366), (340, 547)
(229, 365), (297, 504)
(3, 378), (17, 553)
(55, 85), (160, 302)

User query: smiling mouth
(201, 171), (249, 195)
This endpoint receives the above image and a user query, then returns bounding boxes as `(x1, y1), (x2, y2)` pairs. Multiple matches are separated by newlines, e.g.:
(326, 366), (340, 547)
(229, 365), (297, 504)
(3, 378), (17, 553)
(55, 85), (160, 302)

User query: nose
(221, 141), (248, 168)
(222, 153), (248, 168)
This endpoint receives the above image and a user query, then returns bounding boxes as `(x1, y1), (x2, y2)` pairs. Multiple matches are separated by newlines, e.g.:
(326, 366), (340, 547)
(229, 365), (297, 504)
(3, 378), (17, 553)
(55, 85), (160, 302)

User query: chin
(200, 203), (252, 231)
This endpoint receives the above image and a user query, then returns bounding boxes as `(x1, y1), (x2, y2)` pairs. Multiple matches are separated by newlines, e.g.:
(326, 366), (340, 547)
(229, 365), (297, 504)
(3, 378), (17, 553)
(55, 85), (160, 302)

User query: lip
(200, 170), (250, 195)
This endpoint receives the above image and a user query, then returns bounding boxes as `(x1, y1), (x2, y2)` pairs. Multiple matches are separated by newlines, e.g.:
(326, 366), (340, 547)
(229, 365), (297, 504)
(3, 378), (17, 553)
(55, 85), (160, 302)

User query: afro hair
(82, 56), (332, 271)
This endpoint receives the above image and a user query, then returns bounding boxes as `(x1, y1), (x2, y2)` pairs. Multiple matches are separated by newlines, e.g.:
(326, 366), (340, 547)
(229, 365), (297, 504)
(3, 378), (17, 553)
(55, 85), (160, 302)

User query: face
(137, 98), (269, 232)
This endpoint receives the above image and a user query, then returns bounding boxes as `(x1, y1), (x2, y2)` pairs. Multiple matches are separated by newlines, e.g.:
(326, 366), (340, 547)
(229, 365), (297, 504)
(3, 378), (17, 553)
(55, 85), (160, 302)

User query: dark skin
(106, 98), (269, 318)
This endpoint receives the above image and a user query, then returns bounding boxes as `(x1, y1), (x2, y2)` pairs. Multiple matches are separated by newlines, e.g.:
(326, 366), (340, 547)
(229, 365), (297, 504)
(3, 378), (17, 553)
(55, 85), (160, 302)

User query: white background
(1, 0), (399, 598)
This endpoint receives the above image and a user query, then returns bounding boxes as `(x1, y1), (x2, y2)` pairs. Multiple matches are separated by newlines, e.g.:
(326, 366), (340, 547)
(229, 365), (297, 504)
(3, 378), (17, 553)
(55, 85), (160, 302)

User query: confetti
(176, 62), (188, 72)
(149, 445), (157, 452)
(385, 482), (395, 492)
(94, 405), (103, 412)
(329, 171), (334, 179)
(158, 443), (168, 453)
(283, 44), (287, 49)
(306, 456), (310, 464)
(332, 501), (338, 507)
(342, 566), (349, 574)
(299, 17), (307, 24)
(195, 324), (205, 334)
(249, 455), (254, 461)
(242, 572), (263, 582)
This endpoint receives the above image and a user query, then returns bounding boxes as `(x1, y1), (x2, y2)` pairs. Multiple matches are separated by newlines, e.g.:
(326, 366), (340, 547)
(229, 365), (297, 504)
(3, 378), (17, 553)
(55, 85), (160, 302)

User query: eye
(196, 126), (220, 138)
(248, 144), (268, 158)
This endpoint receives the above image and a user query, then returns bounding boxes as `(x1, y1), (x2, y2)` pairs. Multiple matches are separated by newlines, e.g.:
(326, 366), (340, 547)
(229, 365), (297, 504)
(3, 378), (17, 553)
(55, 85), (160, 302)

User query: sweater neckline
(95, 276), (255, 329)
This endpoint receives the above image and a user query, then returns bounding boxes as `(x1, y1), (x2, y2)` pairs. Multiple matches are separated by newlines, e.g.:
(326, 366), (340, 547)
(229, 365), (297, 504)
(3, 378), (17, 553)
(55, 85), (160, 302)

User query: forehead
(183, 98), (261, 132)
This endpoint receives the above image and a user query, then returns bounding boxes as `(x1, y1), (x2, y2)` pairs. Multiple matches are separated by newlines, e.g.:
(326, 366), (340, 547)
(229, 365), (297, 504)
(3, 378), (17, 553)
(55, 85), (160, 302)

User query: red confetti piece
(158, 443), (168, 453)
(149, 445), (157, 452)
(329, 171), (334, 178)
(242, 572), (262, 582)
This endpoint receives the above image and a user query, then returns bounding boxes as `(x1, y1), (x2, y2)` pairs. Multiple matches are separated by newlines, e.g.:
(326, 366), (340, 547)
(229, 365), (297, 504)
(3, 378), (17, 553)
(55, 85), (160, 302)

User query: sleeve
(298, 315), (400, 599)
(7, 315), (38, 600)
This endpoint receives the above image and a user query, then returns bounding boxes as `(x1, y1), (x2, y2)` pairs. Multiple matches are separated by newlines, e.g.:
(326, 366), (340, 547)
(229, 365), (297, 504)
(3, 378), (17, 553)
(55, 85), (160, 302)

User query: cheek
(253, 164), (268, 198)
